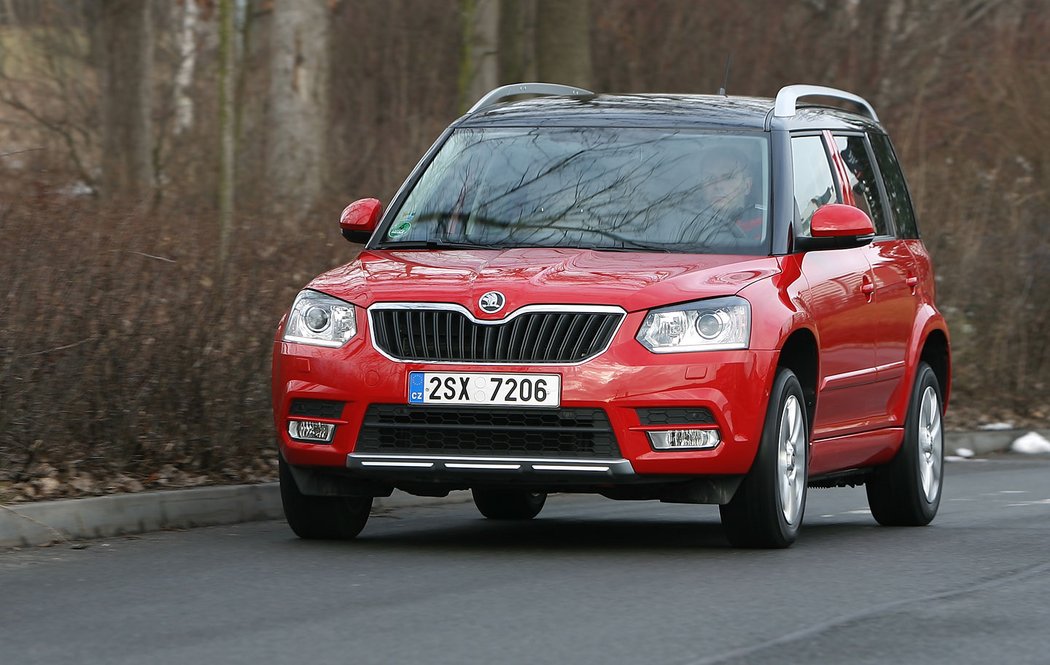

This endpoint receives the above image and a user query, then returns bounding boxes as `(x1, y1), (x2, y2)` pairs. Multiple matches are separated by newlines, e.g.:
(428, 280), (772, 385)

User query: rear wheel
(279, 457), (372, 539)
(866, 362), (944, 526)
(720, 368), (808, 548)
(472, 488), (547, 520)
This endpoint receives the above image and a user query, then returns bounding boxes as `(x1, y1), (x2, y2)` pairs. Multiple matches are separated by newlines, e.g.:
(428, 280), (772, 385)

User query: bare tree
(535, 0), (591, 87)
(266, 0), (330, 216)
(459, 0), (500, 111)
(95, 0), (154, 200)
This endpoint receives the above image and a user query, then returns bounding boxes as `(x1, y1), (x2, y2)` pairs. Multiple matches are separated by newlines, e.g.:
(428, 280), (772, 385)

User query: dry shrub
(0, 188), (359, 495)
(915, 13), (1050, 425)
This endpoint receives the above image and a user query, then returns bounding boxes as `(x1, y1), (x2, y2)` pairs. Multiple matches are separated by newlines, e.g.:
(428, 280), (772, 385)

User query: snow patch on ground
(1011, 432), (1050, 454)
(954, 447), (975, 458)
(979, 422), (1016, 431)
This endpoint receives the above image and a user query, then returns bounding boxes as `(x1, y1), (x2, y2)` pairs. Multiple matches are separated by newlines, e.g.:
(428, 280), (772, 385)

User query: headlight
(637, 296), (750, 352)
(283, 290), (357, 347)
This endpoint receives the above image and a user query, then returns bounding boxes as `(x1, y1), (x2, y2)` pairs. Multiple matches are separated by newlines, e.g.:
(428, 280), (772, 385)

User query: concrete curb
(0, 484), (281, 549)
(1, 430), (1045, 549)
(0, 484), (473, 549)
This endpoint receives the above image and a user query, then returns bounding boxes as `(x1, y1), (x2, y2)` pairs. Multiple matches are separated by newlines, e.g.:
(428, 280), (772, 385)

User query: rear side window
(833, 135), (889, 236)
(790, 135), (839, 238)
(870, 133), (919, 238)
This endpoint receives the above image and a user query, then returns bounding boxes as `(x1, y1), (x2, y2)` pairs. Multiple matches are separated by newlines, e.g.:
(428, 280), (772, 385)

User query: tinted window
(790, 135), (839, 238)
(833, 135), (889, 236)
(870, 133), (919, 238)
(382, 128), (771, 254)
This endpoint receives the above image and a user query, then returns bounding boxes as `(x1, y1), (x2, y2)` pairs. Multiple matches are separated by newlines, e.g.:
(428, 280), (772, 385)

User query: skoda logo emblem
(479, 291), (506, 314)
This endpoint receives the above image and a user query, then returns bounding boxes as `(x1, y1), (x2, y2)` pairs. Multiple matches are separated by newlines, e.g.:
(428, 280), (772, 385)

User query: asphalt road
(2, 456), (1048, 665)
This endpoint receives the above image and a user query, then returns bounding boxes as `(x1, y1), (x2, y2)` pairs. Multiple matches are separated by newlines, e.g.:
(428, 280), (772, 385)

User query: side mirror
(339, 198), (382, 244)
(795, 203), (875, 251)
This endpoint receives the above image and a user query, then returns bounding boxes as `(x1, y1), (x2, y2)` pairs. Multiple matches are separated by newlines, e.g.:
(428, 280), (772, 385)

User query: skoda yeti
(272, 83), (951, 548)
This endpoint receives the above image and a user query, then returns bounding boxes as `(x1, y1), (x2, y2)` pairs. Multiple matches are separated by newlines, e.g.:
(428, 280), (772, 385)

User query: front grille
(636, 407), (716, 426)
(369, 307), (622, 363)
(355, 405), (620, 458)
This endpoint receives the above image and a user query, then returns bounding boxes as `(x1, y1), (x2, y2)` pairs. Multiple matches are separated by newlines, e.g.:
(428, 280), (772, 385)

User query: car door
(789, 133), (881, 439)
(868, 131), (931, 417)
(830, 132), (916, 429)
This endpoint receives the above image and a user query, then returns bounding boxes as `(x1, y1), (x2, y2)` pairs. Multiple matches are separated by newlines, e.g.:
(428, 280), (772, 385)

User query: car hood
(308, 248), (780, 316)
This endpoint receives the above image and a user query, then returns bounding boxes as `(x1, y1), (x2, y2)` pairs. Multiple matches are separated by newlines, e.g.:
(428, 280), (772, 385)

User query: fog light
(288, 420), (336, 443)
(647, 429), (721, 450)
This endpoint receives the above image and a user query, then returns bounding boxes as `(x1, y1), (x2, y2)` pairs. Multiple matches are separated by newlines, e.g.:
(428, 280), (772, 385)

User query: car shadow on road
(282, 513), (885, 554)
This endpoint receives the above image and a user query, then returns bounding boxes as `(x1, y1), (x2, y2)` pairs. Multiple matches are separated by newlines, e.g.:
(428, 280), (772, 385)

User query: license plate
(408, 372), (561, 407)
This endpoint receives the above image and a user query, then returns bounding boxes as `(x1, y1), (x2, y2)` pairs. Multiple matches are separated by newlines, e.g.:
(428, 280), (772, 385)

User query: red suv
(272, 83), (950, 548)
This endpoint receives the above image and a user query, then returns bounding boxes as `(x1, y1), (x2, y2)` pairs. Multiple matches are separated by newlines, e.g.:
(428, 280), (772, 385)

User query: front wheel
(279, 457), (373, 539)
(720, 368), (809, 548)
(472, 488), (547, 520)
(866, 362), (944, 526)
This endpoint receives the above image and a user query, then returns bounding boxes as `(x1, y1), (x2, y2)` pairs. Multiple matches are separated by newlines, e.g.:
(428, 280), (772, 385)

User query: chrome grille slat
(458, 314), (467, 359)
(369, 306), (623, 364)
(546, 313), (574, 360)
(445, 310), (454, 360)
(404, 311), (417, 358)
(569, 313), (603, 360)
(555, 314), (585, 360)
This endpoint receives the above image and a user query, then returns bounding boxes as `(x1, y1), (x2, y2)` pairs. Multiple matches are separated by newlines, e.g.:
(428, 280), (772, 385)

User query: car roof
(458, 93), (881, 133)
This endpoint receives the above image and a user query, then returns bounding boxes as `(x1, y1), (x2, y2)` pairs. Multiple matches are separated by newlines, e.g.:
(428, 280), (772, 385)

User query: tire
(866, 362), (944, 526)
(472, 488), (547, 520)
(279, 457), (372, 539)
(719, 368), (809, 548)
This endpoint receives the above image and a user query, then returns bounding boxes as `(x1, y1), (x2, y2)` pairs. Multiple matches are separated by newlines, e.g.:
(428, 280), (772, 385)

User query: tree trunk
(459, 0), (500, 111)
(218, 0), (236, 266)
(173, 0), (200, 136)
(534, 0), (591, 88)
(97, 0), (154, 200)
(1, 0), (16, 25)
(266, 0), (329, 216)
(498, 0), (534, 84)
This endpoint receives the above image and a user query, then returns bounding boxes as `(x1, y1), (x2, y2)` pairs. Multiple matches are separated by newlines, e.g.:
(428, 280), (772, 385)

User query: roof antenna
(718, 55), (732, 96)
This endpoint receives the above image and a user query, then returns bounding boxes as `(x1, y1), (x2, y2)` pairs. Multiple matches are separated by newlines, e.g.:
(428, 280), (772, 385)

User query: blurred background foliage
(0, 0), (1047, 499)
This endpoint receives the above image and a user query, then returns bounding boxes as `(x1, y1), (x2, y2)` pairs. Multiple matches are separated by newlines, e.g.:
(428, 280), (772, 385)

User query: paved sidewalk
(1, 430), (1044, 549)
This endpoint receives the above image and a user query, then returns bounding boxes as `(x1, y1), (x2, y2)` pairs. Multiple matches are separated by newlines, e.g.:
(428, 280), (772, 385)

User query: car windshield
(379, 127), (770, 254)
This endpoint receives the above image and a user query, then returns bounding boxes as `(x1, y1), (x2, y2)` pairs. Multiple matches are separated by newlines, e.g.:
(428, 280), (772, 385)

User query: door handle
(861, 276), (875, 297)
(906, 275), (919, 291)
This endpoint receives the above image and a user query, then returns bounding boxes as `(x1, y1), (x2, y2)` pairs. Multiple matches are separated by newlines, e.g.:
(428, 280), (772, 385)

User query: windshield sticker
(388, 220), (412, 239)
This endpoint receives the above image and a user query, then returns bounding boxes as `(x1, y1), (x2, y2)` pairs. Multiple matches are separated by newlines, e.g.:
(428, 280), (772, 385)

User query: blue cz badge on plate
(408, 372), (425, 404)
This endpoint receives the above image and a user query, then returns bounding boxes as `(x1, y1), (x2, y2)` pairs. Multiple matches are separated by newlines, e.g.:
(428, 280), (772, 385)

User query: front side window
(379, 128), (771, 254)
(790, 135), (839, 238)
(833, 134), (889, 236)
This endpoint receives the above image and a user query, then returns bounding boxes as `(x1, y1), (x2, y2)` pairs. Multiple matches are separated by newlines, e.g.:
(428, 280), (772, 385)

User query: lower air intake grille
(289, 399), (345, 419)
(355, 405), (620, 458)
(636, 407), (716, 425)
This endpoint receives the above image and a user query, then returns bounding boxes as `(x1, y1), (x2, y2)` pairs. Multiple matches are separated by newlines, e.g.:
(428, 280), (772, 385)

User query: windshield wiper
(378, 240), (497, 250)
(379, 240), (671, 253)
(573, 243), (671, 253)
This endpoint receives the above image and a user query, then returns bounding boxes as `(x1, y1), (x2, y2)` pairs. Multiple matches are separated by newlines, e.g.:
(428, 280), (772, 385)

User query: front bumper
(272, 309), (777, 483)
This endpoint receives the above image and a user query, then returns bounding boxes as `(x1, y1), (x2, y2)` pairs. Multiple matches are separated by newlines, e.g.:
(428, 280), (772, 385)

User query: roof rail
(468, 82), (594, 114)
(773, 84), (879, 123)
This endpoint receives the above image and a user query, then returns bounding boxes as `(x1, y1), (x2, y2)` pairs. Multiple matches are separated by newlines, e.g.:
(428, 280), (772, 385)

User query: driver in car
(691, 145), (763, 243)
